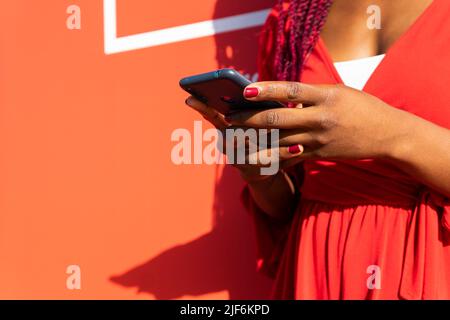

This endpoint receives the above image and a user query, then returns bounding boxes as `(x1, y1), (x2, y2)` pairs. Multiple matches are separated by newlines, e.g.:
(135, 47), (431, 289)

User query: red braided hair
(258, 0), (333, 81)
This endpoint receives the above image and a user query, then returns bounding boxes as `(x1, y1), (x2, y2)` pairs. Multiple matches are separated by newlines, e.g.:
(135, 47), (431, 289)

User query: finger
(225, 107), (321, 129)
(244, 81), (329, 105)
(218, 126), (264, 156)
(245, 144), (305, 166)
(278, 130), (315, 146)
(185, 96), (230, 129)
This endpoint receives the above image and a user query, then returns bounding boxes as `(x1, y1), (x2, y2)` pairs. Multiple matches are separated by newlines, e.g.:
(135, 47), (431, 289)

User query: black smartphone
(179, 69), (284, 115)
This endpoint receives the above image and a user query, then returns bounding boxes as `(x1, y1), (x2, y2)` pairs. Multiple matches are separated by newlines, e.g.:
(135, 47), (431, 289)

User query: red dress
(243, 0), (450, 299)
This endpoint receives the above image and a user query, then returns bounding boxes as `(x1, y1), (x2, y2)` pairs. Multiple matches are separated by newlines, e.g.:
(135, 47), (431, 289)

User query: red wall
(0, 0), (275, 299)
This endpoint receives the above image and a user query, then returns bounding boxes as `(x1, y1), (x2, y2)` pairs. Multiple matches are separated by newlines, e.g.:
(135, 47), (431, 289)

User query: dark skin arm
(186, 0), (447, 220)
(187, 81), (450, 220)
(227, 82), (450, 197)
(246, 170), (298, 222)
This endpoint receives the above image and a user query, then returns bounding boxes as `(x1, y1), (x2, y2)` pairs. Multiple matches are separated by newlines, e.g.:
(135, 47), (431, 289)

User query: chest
(320, 0), (434, 62)
(302, 0), (450, 129)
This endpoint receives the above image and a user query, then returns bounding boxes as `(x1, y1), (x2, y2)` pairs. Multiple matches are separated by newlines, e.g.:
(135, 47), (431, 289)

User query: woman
(185, 0), (450, 299)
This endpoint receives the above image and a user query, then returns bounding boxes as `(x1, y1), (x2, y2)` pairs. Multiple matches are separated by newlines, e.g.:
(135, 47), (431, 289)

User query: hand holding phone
(180, 69), (284, 115)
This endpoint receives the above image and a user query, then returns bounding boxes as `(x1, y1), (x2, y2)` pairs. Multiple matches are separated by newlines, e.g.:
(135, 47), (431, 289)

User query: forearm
(245, 170), (299, 221)
(388, 114), (450, 197)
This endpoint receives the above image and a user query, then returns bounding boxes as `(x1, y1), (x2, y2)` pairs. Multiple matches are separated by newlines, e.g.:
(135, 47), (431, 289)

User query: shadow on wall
(110, 0), (276, 299)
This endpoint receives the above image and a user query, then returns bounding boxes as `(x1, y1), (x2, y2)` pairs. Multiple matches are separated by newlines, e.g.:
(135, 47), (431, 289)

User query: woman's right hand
(185, 96), (304, 183)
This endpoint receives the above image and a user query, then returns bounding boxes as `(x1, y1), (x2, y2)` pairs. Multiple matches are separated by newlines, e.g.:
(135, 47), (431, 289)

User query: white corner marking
(103, 0), (270, 54)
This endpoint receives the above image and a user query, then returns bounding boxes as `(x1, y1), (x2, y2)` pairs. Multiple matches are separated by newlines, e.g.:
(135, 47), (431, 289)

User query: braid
(273, 0), (289, 80)
(274, 0), (333, 81)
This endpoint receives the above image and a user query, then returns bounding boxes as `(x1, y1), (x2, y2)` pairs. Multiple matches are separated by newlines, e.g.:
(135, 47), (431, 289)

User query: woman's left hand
(225, 81), (415, 161)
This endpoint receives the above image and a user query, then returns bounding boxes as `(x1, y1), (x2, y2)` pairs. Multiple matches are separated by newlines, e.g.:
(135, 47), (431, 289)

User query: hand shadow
(110, 0), (276, 299)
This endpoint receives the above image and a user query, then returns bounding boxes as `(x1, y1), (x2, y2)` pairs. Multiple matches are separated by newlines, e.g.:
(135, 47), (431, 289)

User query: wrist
(384, 113), (421, 163)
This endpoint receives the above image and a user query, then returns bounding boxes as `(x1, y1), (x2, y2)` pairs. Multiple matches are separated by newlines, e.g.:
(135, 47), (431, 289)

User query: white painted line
(104, 0), (270, 54)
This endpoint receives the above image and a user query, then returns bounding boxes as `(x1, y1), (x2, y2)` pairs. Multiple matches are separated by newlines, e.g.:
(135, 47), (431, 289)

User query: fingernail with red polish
(244, 87), (260, 98)
(288, 144), (303, 155)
